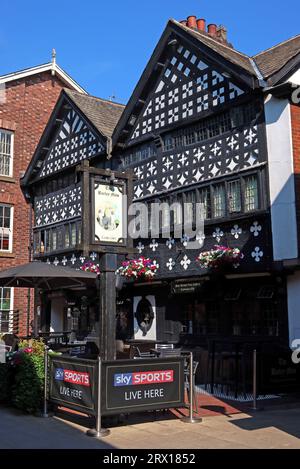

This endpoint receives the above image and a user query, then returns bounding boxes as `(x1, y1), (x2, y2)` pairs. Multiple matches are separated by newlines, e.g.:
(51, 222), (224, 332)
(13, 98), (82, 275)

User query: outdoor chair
(131, 345), (157, 359)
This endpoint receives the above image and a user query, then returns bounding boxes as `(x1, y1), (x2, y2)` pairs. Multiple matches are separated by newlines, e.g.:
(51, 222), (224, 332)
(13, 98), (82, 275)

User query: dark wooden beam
(81, 159), (90, 257)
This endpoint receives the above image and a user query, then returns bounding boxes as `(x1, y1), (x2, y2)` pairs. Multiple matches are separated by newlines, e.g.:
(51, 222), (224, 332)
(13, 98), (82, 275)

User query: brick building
(0, 55), (85, 335)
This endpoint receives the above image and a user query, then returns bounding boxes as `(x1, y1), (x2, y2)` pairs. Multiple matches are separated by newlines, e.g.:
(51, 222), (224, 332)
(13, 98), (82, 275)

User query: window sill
(0, 252), (15, 258)
(0, 176), (16, 184)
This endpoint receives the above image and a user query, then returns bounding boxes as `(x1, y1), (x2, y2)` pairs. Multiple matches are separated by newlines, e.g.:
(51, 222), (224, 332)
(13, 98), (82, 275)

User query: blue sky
(0, 0), (299, 103)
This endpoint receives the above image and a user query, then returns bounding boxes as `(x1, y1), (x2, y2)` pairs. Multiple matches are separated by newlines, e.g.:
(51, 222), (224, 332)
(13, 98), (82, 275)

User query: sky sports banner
(49, 357), (97, 415)
(101, 358), (185, 416)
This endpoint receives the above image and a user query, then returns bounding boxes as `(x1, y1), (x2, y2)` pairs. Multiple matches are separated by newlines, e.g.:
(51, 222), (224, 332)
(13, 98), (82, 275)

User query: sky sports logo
(114, 370), (174, 387)
(54, 368), (90, 387)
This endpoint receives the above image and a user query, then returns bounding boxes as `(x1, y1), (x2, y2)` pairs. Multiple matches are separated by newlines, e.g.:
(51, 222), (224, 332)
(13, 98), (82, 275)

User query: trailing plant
(196, 245), (244, 270)
(80, 261), (100, 275)
(116, 257), (158, 280)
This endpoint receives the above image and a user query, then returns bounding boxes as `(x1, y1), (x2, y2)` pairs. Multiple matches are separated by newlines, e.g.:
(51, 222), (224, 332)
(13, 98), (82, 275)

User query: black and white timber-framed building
(111, 16), (300, 363)
(21, 16), (300, 387)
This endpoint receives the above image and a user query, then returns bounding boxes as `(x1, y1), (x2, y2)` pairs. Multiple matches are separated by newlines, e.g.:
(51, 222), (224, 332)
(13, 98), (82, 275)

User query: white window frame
(0, 129), (14, 177)
(0, 287), (14, 333)
(0, 204), (13, 252)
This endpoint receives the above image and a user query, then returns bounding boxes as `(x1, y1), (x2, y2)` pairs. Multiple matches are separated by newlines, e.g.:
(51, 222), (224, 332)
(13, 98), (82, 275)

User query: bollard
(41, 345), (49, 418)
(250, 349), (263, 412)
(182, 352), (202, 424)
(86, 356), (110, 438)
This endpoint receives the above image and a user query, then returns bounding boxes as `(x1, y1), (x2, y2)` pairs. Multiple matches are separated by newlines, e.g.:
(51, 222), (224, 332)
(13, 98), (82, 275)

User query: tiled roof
(172, 20), (256, 76)
(173, 20), (300, 82)
(64, 89), (125, 137)
(253, 34), (300, 79)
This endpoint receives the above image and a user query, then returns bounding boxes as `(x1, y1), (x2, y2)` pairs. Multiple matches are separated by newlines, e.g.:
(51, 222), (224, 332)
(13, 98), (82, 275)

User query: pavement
(1, 403), (300, 449)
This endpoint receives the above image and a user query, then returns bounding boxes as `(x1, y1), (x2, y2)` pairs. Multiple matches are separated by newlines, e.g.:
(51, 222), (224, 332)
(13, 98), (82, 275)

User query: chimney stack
(216, 25), (227, 43)
(180, 16), (232, 47)
(207, 24), (217, 37)
(187, 15), (197, 29)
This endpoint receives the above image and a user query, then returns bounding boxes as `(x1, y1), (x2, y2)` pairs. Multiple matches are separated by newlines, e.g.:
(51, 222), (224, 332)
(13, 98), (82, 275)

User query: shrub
(18, 338), (45, 357)
(0, 363), (14, 403)
(12, 351), (44, 414)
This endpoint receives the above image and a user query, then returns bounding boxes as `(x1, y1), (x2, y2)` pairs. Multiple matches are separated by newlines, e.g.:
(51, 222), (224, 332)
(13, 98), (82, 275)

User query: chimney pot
(207, 23), (217, 36)
(196, 18), (206, 32)
(187, 15), (197, 29)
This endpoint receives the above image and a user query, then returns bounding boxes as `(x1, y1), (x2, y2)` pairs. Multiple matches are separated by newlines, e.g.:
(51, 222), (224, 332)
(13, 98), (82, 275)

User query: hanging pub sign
(101, 357), (185, 416)
(93, 179), (126, 245)
(49, 356), (97, 415)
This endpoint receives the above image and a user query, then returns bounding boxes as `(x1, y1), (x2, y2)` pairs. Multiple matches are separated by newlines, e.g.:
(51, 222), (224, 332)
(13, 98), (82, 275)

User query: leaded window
(227, 180), (241, 213)
(0, 205), (13, 251)
(198, 188), (211, 220)
(212, 184), (226, 218)
(245, 175), (258, 212)
(0, 130), (13, 177)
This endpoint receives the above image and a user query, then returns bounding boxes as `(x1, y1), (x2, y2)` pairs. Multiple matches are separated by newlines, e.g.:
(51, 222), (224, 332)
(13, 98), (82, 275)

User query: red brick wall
(0, 72), (73, 335)
(291, 104), (300, 254)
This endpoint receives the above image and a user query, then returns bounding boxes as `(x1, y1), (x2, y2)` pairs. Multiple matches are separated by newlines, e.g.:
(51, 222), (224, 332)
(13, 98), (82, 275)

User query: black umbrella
(0, 261), (98, 290)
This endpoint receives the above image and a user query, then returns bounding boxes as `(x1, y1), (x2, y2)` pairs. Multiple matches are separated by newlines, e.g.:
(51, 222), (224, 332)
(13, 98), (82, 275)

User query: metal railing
(0, 309), (20, 334)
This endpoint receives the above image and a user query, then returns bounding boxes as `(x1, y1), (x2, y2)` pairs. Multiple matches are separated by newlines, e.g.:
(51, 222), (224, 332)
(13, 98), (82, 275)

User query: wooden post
(98, 253), (118, 360)
(81, 160), (90, 257)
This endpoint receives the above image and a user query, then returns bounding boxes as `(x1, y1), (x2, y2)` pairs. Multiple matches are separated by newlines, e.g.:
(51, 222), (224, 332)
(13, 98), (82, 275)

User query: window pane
(0, 287), (12, 310)
(0, 205), (12, 251)
(198, 188), (210, 219)
(0, 131), (13, 177)
(213, 184), (226, 218)
(70, 223), (76, 246)
(228, 180), (241, 213)
(245, 175), (258, 211)
(52, 230), (57, 250)
(184, 192), (195, 224)
(77, 222), (82, 244)
(65, 225), (70, 248)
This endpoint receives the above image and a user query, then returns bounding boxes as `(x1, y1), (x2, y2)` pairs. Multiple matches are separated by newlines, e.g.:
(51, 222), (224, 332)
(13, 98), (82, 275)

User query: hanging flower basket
(116, 257), (158, 281)
(80, 261), (101, 275)
(196, 245), (244, 271)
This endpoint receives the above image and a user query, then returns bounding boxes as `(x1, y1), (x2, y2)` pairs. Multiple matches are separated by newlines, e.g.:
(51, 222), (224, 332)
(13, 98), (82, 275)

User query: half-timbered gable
(38, 108), (105, 179)
(22, 90), (125, 266)
(129, 40), (245, 143)
(112, 18), (270, 279)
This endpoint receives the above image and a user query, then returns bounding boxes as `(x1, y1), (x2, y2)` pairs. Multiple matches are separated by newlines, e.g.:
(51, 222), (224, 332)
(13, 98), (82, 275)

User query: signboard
(172, 280), (203, 294)
(101, 358), (185, 416)
(49, 356), (97, 415)
(93, 180), (125, 245)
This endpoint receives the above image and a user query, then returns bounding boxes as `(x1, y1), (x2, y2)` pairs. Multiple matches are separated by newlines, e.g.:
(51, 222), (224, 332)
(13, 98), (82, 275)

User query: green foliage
(18, 338), (45, 356)
(12, 353), (44, 413)
(0, 363), (13, 403)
